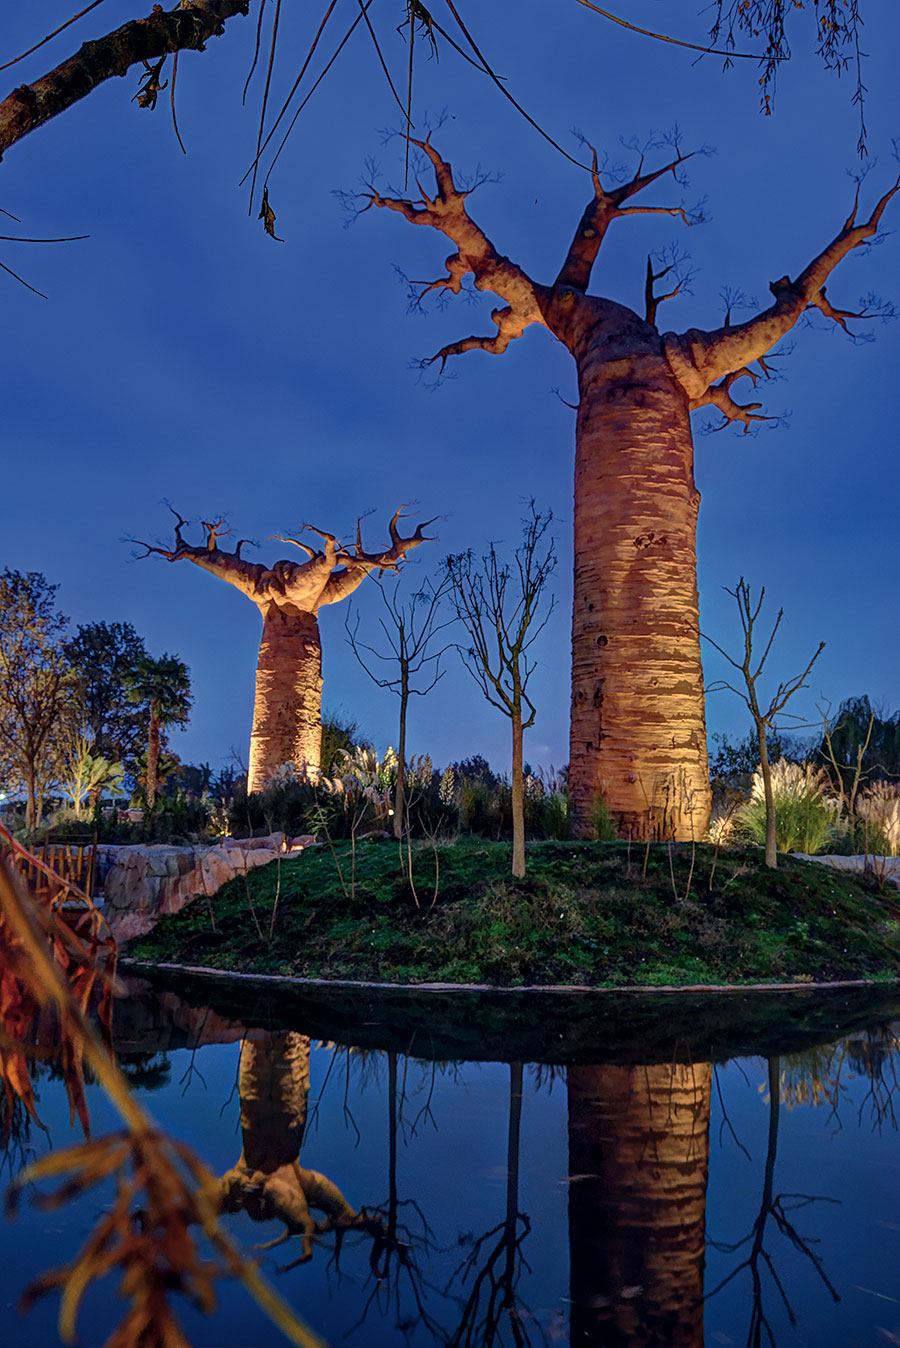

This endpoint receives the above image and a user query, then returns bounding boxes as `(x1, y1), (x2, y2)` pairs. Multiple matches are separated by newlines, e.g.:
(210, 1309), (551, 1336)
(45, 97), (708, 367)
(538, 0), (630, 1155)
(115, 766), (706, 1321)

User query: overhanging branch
(0, 1), (249, 158)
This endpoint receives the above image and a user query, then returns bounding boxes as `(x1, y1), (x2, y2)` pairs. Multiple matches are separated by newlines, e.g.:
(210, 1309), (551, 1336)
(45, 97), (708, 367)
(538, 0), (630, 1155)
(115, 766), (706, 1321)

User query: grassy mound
(126, 839), (900, 988)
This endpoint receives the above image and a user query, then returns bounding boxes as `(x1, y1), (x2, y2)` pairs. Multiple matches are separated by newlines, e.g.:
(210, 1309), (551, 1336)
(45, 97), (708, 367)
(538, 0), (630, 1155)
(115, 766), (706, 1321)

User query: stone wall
(98, 835), (316, 941)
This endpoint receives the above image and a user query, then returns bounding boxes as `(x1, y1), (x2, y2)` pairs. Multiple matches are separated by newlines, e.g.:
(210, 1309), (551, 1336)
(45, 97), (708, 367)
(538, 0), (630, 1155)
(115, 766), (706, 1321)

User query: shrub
(736, 759), (841, 855)
(856, 783), (900, 856)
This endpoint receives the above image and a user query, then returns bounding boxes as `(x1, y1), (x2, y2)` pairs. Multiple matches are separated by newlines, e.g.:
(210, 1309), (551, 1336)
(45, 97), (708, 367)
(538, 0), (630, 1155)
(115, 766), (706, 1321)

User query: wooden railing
(0, 826), (97, 906)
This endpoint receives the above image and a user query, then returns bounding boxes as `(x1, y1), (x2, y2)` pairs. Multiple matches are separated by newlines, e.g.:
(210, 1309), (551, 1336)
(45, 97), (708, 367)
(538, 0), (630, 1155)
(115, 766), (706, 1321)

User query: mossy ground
(127, 838), (900, 988)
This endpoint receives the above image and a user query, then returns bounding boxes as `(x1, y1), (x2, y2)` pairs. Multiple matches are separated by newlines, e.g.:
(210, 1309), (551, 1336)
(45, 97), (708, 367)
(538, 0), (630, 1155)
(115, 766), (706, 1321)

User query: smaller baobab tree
(445, 506), (556, 879)
(703, 579), (825, 868)
(133, 507), (433, 794)
(346, 574), (453, 839)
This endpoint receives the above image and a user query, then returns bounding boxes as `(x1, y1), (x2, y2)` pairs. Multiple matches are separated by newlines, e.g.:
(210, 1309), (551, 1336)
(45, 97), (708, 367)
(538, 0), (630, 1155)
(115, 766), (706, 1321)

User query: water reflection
(212, 1031), (363, 1261)
(3, 984), (900, 1348)
(568, 1064), (710, 1346)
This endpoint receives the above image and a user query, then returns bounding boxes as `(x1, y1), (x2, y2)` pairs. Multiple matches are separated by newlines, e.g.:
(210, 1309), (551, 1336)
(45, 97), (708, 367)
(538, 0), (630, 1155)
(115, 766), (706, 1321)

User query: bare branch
(272, 532), (317, 560)
(664, 175), (900, 400)
(362, 137), (547, 369)
(690, 368), (777, 433)
(322, 506), (436, 604)
(556, 139), (698, 292)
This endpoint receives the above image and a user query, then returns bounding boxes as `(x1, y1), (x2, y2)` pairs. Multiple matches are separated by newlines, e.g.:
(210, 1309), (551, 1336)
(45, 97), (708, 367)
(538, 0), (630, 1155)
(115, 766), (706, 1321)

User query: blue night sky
(2, 2), (898, 778)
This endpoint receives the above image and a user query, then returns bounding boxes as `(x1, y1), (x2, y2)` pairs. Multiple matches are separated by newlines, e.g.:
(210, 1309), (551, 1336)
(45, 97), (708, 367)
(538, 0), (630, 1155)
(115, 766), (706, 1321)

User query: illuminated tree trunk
(570, 342), (707, 839)
(248, 606), (323, 792)
(567, 1061), (711, 1346)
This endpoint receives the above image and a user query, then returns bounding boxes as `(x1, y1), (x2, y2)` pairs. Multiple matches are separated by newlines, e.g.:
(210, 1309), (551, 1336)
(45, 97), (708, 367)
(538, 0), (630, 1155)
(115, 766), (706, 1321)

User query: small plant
(735, 759), (840, 855)
(591, 794), (617, 843)
(856, 783), (900, 857)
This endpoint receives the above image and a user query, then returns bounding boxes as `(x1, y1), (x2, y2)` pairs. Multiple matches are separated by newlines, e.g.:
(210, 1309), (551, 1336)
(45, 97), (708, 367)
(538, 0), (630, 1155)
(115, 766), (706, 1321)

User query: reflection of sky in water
(2, 1020), (899, 1346)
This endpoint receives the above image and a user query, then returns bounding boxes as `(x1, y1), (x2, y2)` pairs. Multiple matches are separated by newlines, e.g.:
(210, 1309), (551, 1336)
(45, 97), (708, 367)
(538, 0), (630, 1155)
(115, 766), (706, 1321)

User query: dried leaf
(258, 187), (283, 241)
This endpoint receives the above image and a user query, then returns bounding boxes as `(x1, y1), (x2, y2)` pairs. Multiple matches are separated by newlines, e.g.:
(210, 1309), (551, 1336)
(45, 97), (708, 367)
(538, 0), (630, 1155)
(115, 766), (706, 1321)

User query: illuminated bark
(571, 324), (705, 838)
(567, 1061), (712, 1346)
(249, 606), (322, 793)
(366, 139), (897, 839)
(135, 508), (432, 793)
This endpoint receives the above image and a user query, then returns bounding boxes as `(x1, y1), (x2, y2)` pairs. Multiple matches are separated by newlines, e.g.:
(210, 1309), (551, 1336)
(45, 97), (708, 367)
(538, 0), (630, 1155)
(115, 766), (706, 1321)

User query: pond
(3, 974), (900, 1347)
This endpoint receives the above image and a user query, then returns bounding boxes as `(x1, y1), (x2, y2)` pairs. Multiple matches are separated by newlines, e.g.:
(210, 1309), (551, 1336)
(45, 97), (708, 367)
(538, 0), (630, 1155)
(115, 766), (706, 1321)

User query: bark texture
(566, 307), (707, 837)
(367, 138), (896, 841)
(567, 1061), (711, 1346)
(249, 606), (322, 793)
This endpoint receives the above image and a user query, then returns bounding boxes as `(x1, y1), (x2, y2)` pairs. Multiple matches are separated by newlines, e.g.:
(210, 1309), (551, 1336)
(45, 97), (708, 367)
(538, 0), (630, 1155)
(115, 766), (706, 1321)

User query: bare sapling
(399, 763), (441, 910)
(310, 780), (348, 900)
(346, 572), (453, 840)
(445, 504), (556, 880)
(703, 580), (825, 868)
(818, 697), (875, 836)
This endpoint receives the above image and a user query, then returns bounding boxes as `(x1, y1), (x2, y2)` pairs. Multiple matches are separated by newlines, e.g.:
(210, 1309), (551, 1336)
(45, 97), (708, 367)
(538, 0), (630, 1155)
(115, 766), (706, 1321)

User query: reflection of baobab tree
(706, 1056), (840, 1347)
(209, 1030), (379, 1265)
(447, 1061), (537, 1347)
(567, 1061), (712, 1346)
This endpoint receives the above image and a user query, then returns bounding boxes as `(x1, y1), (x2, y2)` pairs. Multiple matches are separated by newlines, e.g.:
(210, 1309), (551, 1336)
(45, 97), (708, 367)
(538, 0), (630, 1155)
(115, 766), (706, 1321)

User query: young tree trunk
(25, 764), (37, 834)
(757, 725), (778, 868)
(511, 710), (526, 878)
(248, 605), (323, 794)
(567, 1061), (711, 1346)
(146, 706), (160, 810)
(568, 339), (710, 841)
(394, 682), (408, 841)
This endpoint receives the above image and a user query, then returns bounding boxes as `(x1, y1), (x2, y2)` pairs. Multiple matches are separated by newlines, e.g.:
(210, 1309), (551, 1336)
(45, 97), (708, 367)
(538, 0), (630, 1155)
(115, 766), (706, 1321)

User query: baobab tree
(362, 136), (897, 840)
(134, 507), (432, 793)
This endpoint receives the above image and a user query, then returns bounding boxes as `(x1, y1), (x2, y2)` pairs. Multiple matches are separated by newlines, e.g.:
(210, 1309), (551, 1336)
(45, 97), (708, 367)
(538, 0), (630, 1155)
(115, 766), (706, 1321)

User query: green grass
(126, 838), (900, 988)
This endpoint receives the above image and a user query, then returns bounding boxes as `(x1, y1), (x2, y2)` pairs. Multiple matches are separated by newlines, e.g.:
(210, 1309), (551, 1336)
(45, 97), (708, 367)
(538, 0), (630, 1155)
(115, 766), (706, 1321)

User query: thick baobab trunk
(567, 1061), (711, 1347)
(569, 343), (709, 840)
(248, 605), (323, 793)
(213, 1031), (361, 1260)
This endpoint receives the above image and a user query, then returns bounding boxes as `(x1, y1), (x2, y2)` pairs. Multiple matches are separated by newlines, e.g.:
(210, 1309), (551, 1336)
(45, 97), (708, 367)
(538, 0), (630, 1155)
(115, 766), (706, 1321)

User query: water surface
(3, 977), (900, 1347)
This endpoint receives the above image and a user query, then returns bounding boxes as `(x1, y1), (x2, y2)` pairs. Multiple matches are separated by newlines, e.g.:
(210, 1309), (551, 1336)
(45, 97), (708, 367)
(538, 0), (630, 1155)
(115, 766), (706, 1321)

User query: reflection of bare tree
(706, 1056), (840, 1346)
(780, 1026), (900, 1133)
(210, 1031), (374, 1265)
(345, 1049), (445, 1343)
(567, 1061), (711, 1346)
(448, 1061), (538, 1347)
